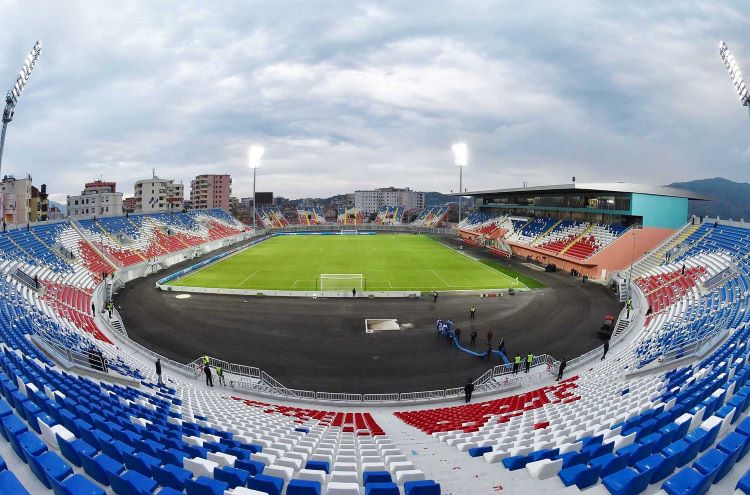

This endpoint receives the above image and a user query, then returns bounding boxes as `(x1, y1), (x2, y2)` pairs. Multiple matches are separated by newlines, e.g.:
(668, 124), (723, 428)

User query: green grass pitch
(168, 234), (538, 291)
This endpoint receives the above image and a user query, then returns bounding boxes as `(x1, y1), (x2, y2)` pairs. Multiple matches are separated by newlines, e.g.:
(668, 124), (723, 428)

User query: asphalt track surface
(115, 235), (623, 394)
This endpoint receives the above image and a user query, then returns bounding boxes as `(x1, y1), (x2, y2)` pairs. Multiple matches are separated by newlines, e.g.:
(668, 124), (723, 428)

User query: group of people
(436, 317), (537, 373)
(154, 354), (227, 388)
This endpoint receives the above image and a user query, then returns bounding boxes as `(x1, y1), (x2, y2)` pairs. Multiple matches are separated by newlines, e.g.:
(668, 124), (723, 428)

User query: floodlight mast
(719, 41), (750, 122)
(248, 145), (265, 234)
(0, 41), (42, 178)
(452, 142), (468, 223)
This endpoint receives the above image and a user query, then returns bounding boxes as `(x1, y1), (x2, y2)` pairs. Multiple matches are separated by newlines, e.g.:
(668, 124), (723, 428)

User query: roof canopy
(454, 182), (707, 200)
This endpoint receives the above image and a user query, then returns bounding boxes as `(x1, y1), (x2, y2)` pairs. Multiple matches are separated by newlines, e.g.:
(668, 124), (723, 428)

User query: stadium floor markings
(430, 269), (450, 286)
(236, 270), (261, 287)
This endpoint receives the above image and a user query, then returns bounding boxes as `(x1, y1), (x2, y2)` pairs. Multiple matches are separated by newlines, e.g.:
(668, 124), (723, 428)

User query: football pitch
(168, 234), (538, 292)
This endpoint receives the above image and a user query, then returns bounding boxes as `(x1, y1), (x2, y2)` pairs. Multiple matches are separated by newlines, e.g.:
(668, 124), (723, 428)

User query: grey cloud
(0, 0), (746, 203)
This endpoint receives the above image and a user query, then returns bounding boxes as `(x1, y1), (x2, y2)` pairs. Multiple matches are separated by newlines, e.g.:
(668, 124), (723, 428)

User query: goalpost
(319, 274), (365, 291)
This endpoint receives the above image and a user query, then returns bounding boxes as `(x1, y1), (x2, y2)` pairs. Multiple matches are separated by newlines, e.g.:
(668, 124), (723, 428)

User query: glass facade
(477, 191), (631, 212)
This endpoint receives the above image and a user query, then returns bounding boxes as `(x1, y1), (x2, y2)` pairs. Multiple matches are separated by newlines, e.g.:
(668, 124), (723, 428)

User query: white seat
(39, 420), (73, 450)
(276, 457), (303, 471)
(325, 482), (361, 495)
(388, 461), (415, 477)
(183, 457), (218, 477)
(330, 471), (359, 483)
(250, 452), (276, 467)
(295, 468), (327, 485)
(264, 465), (294, 482)
(395, 469), (425, 484)
(525, 458), (563, 480)
(207, 451), (236, 468)
(226, 487), (268, 495)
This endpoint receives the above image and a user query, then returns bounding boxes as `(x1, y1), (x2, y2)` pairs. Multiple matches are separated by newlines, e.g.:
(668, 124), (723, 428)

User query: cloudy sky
(0, 1), (747, 203)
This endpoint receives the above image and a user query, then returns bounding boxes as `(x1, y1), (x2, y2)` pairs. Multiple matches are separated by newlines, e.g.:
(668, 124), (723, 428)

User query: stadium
(0, 6), (750, 495)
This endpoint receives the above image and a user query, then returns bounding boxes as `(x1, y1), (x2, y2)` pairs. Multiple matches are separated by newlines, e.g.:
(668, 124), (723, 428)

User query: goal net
(319, 273), (365, 291)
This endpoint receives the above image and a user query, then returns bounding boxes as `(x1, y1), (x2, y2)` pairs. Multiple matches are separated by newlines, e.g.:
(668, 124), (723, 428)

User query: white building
(354, 187), (426, 214)
(0, 175), (32, 225)
(67, 180), (123, 219)
(134, 174), (184, 213)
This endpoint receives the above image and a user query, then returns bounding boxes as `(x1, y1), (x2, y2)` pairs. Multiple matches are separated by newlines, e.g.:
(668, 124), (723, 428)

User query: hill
(668, 177), (750, 221)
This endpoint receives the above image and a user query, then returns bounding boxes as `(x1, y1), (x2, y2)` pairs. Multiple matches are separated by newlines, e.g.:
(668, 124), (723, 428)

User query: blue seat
(404, 480), (441, 495)
(186, 476), (229, 495)
(50, 473), (106, 495)
(693, 448), (730, 485)
(304, 460), (330, 473)
(663, 439), (698, 468)
(2, 414), (28, 453)
(286, 479), (322, 495)
(27, 450), (73, 489)
(81, 452), (124, 486)
(109, 469), (159, 495)
(558, 463), (602, 489)
(557, 450), (589, 468)
(56, 435), (96, 468)
(635, 452), (678, 483)
(246, 474), (284, 495)
(737, 467), (750, 494)
(468, 446), (492, 457)
(589, 452), (629, 477)
(101, 439), (135, 462)
(662, 467), (712, 495)
(365, 483), (400, 495)
(213, 466), (250, 488)
(716, 432), (747, 480)
(616, 441), (651, 467)
(363, 471), (392, 485)
(602, 467), (651, 495)
(123, 452), (161, 477)
(152, 463), (191, 491)
(0, 469), (30, 495)
(156, 447), (187, 467)
(235, 459), (264, 475)
(502, 454), (531, 470)
(17, 430), (48, 461)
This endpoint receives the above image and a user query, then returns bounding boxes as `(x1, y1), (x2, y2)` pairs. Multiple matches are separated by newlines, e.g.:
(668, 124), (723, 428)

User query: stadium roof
(455, 182), (708, 200)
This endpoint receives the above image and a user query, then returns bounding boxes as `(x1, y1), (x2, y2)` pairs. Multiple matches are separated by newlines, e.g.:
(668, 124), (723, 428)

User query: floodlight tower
(452, 142), (468, 223)
(719, 41), (750, 122)
(0, 41), (43, 178)
(248, 145), (265, 234)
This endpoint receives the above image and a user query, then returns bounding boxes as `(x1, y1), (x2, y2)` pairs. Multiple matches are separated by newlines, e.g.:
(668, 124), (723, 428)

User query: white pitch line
(431, 269), (449, 286)
(236, 270), (260, 287)
(388, 280), (393, 288)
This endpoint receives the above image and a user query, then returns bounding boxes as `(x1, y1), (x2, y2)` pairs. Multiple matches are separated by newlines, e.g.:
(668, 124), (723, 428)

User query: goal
(319, 273), (365, 291)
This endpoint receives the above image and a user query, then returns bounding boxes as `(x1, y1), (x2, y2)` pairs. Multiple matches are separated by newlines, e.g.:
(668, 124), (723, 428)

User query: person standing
(513, 354), (521, 374)
(464, 379), (475, 403)
(601, 340), (610, 360)
(487, 331), (493, 346)
(557, 358), (567, 381)
(470, 305), (476, 319)
(436, 319), (443, 335)
(454, 328), (461, 342)
(626, 298), (633, 319)
(352, 288), (357, 298)
(204, 363), (213, 387)
(216, 366), (225, 386)
(433, 290), (438, 303)
(497, 338), (505, 355)
(525, 352), (533, 373)
(681, 264), (686, 276)
(91, 302), (96, 316)
(470, 331), (477, 346)
(155, 358), (164, 386)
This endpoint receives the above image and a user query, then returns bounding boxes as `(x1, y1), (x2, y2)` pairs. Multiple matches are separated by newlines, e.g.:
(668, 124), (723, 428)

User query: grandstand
(374, 206), (405, 225)
(296, 207), (326, 226)
(457, 183), (706, 279)
(2, 202), (750, 494)
(411, 207), (448, 227)
(255, 207), (290, 229)
(337, 207), (364, 225)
